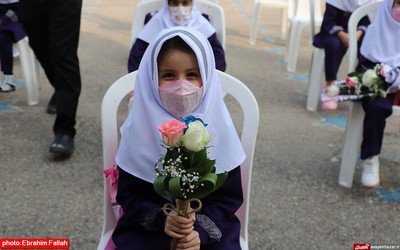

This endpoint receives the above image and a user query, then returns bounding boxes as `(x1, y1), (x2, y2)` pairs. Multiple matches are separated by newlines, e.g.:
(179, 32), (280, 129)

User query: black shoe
(46, 103), (57, 114)
(49, 134), (74, 157)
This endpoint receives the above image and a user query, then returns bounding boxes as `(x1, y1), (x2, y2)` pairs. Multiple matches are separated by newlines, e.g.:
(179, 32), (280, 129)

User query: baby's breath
(156, 152), (201, 198)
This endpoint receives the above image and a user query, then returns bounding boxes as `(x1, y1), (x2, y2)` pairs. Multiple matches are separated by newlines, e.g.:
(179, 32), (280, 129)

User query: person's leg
(360, 96), (393, 187)
(19, 0), (82, 157)
(361, 97), (393, 159)
(18, 1), (56, 86)
(47, 0), (82, 139)
(0, 32), (15, 92)
(323, 36), (347, 87)
(0, 32), (14, 74)
(19, 0), (57, 112)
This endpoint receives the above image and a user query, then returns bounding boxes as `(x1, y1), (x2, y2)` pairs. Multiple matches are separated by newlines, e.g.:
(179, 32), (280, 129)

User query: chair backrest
(130, 0), (226, 49)
(348, 0), (383, 72)
(291, 0), (323, 23)
(97, 71), (259, 250)
(309, 0), (324, 37)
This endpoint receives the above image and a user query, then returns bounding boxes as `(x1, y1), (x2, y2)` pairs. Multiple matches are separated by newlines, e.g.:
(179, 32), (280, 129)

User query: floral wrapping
(321, 63), (400, 110)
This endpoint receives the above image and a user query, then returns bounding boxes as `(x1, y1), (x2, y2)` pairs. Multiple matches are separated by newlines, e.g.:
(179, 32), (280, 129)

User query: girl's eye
(187, 72), (199, 78)
(161, 73), (175, 79)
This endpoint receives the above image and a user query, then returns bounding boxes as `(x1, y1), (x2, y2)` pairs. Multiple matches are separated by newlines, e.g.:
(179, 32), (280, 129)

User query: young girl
(313, 0), (372, 91)
(355, 0), (400, 187)
(113, 27), (245, 249)
(0, 0), (26, 92)
(127, 0), (226, 73)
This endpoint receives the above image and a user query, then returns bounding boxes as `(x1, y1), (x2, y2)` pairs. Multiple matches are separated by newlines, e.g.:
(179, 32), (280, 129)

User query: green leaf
(168, 177), (184, 198)
(153, 176), (170, 196)
(192, 173), (218, 199)
(186, 159), (215, 175)
(213, 172), (228, 191)
(191, 148), (207, 167)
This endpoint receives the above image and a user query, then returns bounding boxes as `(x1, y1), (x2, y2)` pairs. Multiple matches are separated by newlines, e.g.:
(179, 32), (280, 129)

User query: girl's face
(168, 0), (193, 7)
(158, 48), (202, 88)
(393, 0), (400, 8)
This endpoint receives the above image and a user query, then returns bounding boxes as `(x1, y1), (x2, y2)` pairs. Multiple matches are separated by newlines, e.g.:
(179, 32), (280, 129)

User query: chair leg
(249, 2), (262, 45)
(286, 20), (303, 72)
(306, 48), (324, 112)
(280, 7), (288, 40)
(17, 37), (40, 106)
(338, 102), (364, 188)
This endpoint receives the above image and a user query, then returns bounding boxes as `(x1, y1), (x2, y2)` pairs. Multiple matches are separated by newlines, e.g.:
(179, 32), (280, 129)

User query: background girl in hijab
(0, 0), (26, 92)
(113, 27), (244, 249)
(127, 0), (226, 73)
(313, 0), (373, 92)
(354, 0), (400, 188)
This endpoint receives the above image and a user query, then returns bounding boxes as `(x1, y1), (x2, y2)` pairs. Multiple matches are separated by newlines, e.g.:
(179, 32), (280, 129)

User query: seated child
(127, 0), (226, 73)
(112, 26), (245, 249)
(354, 0), (400, 187)
(0, 0), (26, 92)
(313, 0), (371, 90)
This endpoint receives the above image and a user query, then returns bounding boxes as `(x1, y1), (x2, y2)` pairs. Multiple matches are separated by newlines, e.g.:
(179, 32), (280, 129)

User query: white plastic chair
(16, 37), (40, 106)
(97, 71), (259, 250)
(130, 0), (226, 49)
(248, 0), (295, 44)
(336, 0), (399, 188)
(285, 0), (323, 73)
(306, 47), (325, 111)
(306, 0), (381, 112)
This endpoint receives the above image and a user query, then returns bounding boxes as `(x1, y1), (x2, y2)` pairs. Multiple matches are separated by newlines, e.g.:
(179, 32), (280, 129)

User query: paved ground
(1, 0), (400, 249)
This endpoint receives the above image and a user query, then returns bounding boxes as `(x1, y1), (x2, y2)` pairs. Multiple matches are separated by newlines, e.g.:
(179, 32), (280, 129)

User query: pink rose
(379, 63), (392, 78)
(345, 76), (359, 88)
(158, 120), (187, 147)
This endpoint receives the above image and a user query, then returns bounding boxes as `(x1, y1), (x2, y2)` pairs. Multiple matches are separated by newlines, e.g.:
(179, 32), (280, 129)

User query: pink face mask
(169, 6), (192, 25)
(392, 7), (400, 23)
(159, 80), (203, 116)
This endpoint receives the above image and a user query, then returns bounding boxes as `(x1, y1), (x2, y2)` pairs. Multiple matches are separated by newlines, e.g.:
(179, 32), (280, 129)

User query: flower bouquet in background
(153, 116), (227, 250)
(321, 63), (400, 110)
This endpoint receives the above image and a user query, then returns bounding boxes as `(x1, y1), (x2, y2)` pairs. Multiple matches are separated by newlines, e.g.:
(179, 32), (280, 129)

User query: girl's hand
(164, 211), (196, 239)
(176, 230), (200, 250)
(356, 30), (363, 41)
(337, 31), (349, 48)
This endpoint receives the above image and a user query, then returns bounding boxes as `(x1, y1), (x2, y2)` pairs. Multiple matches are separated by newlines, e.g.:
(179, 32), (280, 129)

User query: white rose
(362, 69), (378, 88)
(182, 121), (211, 152)
(326, 85), (340, 97)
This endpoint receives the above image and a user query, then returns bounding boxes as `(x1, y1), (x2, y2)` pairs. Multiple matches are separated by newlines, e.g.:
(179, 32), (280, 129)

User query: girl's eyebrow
(158, 66), (176, 71)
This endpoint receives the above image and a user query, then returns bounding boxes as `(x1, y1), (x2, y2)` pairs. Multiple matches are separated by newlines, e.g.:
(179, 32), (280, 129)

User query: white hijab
(326, 0), (373, 12)
(116, 27), (245, 183)
(136, 0), (216, 43)
(0, 0), (19, 3)
(360, 0), (400, 67)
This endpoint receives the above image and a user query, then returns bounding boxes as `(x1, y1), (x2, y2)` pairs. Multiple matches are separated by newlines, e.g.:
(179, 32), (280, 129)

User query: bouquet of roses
(154, 115), (227, 201)
(153, 116), (227, 249)
(321, 63), (400, 110)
